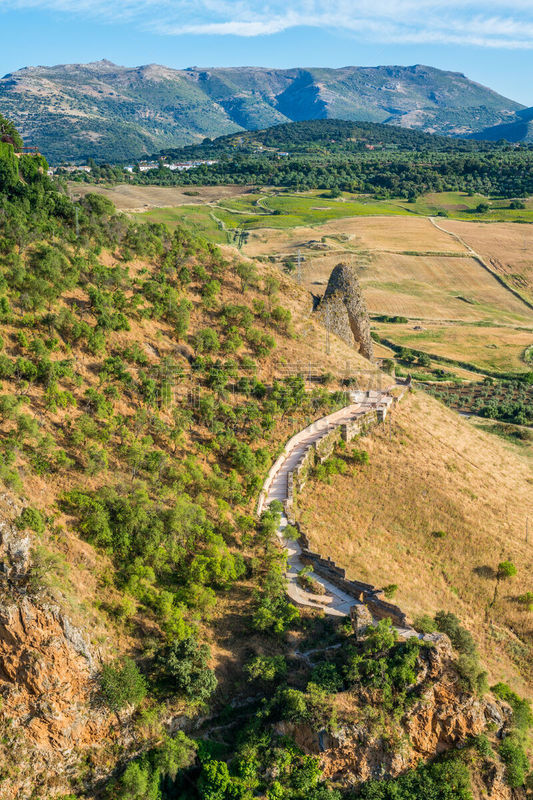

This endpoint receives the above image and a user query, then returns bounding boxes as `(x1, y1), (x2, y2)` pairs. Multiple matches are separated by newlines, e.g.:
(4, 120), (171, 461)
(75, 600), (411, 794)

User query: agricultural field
(303, 250), (531, 324)
(371, 320), (533, 374)
(69, 181), (250, 210)
(86, 184), (533, 378)
(397, 191), (533, 223)
(422, 379), (533, 426)
(435, 218), (533, 303)
(85, 184), (533, 233)
(243, 214), (466, 256)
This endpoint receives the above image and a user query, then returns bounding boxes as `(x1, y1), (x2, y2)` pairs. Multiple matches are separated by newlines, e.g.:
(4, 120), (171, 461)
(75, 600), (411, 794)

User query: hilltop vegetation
(0, 61), (523, 163)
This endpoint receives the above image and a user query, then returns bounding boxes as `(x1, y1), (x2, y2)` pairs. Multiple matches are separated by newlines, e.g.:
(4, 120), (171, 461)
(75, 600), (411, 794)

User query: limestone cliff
(316, 262), (375, 362)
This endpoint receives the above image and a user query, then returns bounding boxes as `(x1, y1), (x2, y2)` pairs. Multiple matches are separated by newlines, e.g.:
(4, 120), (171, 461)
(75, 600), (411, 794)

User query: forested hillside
(93, 119), (533, 199)
(0, 116), (531, 800)
(473, 108), (533, 144)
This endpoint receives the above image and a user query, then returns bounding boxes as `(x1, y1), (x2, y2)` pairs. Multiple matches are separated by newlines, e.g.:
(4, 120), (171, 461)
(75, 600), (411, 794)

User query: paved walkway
(263, 390), (394, 617)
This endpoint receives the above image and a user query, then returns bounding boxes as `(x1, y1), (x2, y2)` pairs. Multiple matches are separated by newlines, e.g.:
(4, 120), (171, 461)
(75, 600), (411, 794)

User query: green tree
(235, 261), (258, 292)
(0, 113), (23, 151)
(100, 657), (147, 717)
(157, 635), (217, 702)
(198, 760), (231, 800)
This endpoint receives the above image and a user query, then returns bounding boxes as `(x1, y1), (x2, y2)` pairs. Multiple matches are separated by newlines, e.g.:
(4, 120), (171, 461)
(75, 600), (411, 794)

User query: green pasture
(132, 189), (533, 244)
(395, 191), (533, 222)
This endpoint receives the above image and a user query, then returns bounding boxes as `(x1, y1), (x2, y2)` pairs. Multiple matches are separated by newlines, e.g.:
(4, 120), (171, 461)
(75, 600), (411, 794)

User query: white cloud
(2, 0), (533, 48)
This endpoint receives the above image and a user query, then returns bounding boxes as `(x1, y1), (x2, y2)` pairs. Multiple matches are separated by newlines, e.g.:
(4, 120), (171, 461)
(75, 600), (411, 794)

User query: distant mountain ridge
(0, 60), (524, 163)
(473, 107), (533, 143)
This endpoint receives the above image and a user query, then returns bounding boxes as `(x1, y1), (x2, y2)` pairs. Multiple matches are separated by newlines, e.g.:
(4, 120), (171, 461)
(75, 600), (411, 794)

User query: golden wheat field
(437, 219), (533, 301)
(298, 250), (532, 326)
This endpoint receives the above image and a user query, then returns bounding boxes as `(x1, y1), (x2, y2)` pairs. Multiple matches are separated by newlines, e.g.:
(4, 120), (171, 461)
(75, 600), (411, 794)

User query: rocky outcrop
(0, 597), (111, 799)
(316, 262), (374, 362)
(278, 636), (514, 796)
(0, 494), (111, 799)
(0, 599), (100, 746)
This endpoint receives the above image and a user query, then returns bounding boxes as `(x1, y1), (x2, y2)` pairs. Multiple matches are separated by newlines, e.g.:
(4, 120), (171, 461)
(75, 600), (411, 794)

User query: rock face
(0, 597), (110, 799)
(0, 495), (110, 799)
(317, 263), (374, 362)
(280, 635), (516, 798)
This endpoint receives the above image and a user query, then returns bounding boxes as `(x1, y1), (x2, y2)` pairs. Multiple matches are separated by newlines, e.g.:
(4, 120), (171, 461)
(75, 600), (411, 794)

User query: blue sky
(0, 1), (532, 105)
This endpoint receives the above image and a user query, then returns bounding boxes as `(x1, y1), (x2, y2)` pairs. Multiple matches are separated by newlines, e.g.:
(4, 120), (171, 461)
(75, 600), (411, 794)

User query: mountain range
(0, 60), (525, 163)
(473, 107), (533, 143)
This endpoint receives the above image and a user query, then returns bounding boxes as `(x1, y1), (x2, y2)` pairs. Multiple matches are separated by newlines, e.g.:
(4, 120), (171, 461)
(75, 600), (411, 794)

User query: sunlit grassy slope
(297, 390), (533, 694)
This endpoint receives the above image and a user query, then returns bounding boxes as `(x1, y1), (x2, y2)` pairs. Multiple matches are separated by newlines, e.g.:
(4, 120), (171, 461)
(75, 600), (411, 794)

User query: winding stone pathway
(262, 390), (394, 617)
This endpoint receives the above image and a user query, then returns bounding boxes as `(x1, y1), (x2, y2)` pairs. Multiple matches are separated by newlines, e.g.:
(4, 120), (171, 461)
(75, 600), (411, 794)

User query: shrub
(456, 653), (488, 695)
(434, 611), (487, 694)
(198, 759), (231, 800)
(100, 657), (147, 713)
(499, 735), (530, 788)
(195, 328), (220, 354)
(16, 506), (46, 534)
(283, 524), (300, 541)
(491, 683), (533, 734)
(271, 305), (292, 331)
(246, 654), (287, 683)
(472, 733), (492, 758)
(497, 560), (517, 580)
(227, 441), (257, 475)
(383, 584), (398, 599)
(352, 449), (369, 465)
(413, 614), (437, 634)
(156, 635), (217, 702)
(517, 591), (533, 611)
(235, 261), (258, 292)
(434, 611), (476, 658)
(310, 662), (343, 693)
(355, 756), (472, 799)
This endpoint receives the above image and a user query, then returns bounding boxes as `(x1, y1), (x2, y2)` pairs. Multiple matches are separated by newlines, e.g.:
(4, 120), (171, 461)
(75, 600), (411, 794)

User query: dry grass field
(68, 182), (249, 210)
(371, 321), (533, 373)
(244, 215), (468, 257)
(241, 215), (533, 372)
(296, 390), (533, 694)
(436, 219), (533, 303)
(245, 216), (532, 321)
(303, 251), (531, 324)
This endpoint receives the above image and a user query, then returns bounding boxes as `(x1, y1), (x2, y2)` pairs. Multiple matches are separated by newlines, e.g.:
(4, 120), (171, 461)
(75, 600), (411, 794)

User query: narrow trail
(261, 389), (396, 618)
